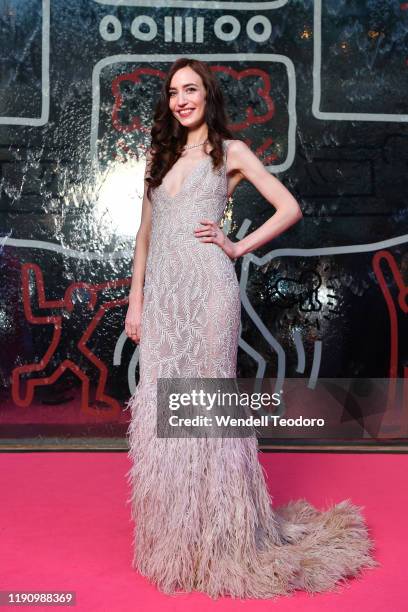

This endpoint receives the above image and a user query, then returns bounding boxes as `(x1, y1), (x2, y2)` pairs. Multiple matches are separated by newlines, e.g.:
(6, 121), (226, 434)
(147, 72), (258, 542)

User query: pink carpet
(0, 451), (404, 611)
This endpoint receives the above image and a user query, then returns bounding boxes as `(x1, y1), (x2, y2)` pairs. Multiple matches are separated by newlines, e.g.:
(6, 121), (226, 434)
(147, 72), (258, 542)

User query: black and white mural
(0, 0), (407, 446)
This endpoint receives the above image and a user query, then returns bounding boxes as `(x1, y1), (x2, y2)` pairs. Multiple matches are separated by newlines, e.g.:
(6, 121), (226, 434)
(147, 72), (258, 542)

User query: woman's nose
(176, 92), (187, 105)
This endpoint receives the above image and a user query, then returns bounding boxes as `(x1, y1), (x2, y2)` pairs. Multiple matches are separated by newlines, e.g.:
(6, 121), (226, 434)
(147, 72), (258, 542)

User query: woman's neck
(185, 126), (208, 147)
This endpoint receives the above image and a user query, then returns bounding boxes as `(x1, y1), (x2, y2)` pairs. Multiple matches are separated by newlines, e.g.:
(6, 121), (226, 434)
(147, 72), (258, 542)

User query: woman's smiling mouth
(178, 108), (194, 117)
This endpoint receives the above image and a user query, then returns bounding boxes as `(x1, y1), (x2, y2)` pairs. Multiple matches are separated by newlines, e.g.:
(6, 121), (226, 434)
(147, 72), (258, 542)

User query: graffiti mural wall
(0, 0), (407, 446)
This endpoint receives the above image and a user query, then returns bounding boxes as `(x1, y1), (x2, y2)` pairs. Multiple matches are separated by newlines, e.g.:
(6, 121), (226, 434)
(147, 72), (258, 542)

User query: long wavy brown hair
(145, 58), (235, 199)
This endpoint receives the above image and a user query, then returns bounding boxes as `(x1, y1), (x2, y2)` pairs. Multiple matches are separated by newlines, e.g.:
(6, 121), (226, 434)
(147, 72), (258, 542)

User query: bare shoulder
(225, 138), (249, 155)
(224, 139), (253, 178)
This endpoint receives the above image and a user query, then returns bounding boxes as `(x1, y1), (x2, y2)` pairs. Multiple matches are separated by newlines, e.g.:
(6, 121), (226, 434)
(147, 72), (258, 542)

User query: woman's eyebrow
(168, 82), (198, 91)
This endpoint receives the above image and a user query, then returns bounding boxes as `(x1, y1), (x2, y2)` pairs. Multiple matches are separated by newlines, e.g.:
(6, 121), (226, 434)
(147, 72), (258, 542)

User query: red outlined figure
(12, 263), (131, 419)
(211, 65), (275, 129)
(111, 67), (167, 133)
(111, 65), (278, 163)
(372, 250), (408, 435)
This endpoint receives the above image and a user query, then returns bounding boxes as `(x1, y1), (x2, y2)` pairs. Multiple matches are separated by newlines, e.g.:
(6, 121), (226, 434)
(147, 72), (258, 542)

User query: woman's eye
(169, 88), (196, 96)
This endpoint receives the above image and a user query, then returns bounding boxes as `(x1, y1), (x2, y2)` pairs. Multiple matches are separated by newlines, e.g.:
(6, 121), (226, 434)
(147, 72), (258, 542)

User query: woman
(124, 58), (377, 599)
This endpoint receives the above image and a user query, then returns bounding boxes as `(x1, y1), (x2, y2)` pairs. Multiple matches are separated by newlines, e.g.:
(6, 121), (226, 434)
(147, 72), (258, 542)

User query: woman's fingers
(194, 221), (219, 238)
(194, 225), (223, 245)
(194, 220), (215, 233)
(125, 304), (142, 343)
(128, 330), (140, 343)
(125, 323), (141, 342)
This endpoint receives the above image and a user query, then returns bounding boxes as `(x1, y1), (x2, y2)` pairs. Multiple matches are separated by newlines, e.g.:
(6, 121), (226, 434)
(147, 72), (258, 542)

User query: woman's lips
(178, 109), (194, 117)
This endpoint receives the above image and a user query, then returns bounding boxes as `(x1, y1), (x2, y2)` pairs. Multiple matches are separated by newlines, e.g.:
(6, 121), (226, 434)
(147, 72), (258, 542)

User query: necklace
(183, 138), (208, 150)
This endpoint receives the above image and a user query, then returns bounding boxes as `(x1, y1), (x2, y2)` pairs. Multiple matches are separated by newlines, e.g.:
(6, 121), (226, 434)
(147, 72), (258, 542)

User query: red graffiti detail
(110, 65), (278, 163)
(254, 136), (279, 164)
(12, 263), (131, 419)
(211, 65), (275, 129)
(111, 67), (167, 133)
(372, 250), (408, 435)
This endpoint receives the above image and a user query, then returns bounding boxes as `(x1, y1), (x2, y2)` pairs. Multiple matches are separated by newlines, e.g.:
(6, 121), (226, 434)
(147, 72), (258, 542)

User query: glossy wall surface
(0, 0), (407, 446)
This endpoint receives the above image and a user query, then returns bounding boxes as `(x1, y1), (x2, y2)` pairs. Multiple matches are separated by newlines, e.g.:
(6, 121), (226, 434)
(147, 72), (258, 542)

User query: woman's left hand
(194, 218), (239, 261)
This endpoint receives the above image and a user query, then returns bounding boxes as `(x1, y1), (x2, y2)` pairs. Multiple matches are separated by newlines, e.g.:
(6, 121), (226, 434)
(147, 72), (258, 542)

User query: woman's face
(168, 66), (207, 128)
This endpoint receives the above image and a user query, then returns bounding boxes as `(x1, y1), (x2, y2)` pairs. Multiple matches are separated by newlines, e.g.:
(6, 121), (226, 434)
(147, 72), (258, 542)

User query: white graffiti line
(313, 0), (408, 122)
(238, 230), (408, 395)
(242, 233), (408, 271)
(2, 233), (407, 263)
(0, 0), (50, 127)
(90, 53), (296, 174)
(0, 237), (131, 261)
(293, 329), (306, 374)
(239, 268), (286, 393)
(112, 328), (140, 396)
(308, 340), (322, 390)
(93, 0), (288, 9)
(238, 323), (267, 379)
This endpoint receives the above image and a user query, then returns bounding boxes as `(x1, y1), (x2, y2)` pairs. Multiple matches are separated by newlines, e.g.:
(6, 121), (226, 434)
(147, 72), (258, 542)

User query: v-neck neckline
(160, 154), (212, 200)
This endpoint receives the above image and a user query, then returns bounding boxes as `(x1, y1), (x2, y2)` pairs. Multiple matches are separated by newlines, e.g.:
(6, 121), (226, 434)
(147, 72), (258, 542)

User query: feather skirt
(125, 379), (378, 600)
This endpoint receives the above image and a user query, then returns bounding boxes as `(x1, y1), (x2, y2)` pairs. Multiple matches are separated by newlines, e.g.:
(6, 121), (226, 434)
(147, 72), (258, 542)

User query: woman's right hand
(125, 294), (144, 344)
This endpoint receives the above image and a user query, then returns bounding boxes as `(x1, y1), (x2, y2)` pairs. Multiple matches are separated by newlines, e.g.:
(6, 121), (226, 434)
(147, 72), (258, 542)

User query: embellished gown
(125, 139), (377, 599)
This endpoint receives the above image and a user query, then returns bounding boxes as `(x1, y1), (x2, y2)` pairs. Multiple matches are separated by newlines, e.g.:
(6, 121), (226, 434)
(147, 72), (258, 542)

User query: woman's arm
(128, 211), (151, 304)
(125, 151), (153, 343)
(226, 140), (303, 259)
(128, 151), (153, 303)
